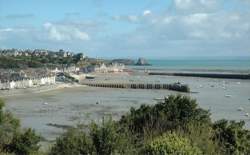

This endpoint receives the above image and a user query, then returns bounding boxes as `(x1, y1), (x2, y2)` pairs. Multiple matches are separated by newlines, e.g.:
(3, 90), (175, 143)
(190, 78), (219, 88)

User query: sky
(0, 0), (250, 58)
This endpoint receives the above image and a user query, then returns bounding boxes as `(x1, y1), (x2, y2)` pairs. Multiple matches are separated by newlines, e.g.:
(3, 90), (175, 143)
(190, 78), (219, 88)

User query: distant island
(135, 57), (151, 66)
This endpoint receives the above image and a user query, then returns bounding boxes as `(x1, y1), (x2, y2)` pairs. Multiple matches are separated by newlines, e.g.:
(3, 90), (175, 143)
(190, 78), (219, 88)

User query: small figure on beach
(96, 101), (99, 105)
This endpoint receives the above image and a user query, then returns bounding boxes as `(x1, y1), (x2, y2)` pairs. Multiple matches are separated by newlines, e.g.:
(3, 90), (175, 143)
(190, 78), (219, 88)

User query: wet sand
(2, 73), (250, 145)
(0, 82), (84, 97)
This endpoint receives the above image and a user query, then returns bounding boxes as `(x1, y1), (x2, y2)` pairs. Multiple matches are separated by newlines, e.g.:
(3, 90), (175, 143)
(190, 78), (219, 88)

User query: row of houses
(81, 63), (125, 73)
(0, 76), (56, 90)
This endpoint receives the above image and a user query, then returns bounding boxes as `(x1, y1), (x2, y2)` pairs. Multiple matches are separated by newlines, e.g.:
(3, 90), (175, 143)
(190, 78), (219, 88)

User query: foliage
(0, 55), (78, 69)
(119, 95), (211, 137)
(180, 122), (221, 154)
(143, 132), (202, 155)
(213, 119), (250, 154)
(49, 117), (137, 155)
(6, 129), (41, 155)
(0, 98), (41, 155)
(49, 128), (93, 155)
(90, 118), (118, 155)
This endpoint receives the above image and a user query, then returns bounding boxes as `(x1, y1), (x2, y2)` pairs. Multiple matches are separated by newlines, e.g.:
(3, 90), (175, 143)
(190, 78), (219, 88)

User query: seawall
(148, 72), (250, 80)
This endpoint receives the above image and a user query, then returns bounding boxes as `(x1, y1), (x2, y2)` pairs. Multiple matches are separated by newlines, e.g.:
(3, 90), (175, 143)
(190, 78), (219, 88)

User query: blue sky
(0, 0), (249, 58)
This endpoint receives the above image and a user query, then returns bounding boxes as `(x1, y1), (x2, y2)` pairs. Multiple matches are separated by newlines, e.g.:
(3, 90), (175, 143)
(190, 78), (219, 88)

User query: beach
(0, 82), (85, 97)
(2, 72), (250, 146)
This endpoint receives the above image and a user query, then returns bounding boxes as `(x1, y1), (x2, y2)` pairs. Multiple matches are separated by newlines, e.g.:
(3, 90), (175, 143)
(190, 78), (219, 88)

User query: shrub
(143, 132), (202, 155)
(0, 98), (40, 155)
(49, 128), (92, 155)
(6, 129), (41, 155)
(213, 119), (250, 154)
(119, 95), (211, 137)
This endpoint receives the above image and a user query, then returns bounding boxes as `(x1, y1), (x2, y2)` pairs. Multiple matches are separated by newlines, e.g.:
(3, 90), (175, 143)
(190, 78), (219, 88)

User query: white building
(0, 76), (56, 90)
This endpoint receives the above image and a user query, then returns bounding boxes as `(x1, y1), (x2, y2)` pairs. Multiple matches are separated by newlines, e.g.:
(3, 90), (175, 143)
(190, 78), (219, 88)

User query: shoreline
(0, 82), (86, 98)
(3, 72), (250, 148)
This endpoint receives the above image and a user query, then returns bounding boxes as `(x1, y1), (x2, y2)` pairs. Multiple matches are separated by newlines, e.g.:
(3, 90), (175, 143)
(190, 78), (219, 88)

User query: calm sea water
(131, 58), (250, 72)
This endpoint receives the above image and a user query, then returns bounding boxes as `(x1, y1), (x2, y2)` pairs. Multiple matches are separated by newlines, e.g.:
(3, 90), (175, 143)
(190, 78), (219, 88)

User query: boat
(245, 113), (249, 117)
(237, 107), (243, 111)
(153, 98), (164, 101)
(225, 94), (232, 98)
(85, 75), (95, 79)
(43, 102), (48, 105)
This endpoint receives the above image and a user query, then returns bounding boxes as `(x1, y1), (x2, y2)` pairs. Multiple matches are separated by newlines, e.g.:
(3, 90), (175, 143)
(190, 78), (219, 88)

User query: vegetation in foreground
(1, 95), (250, 155)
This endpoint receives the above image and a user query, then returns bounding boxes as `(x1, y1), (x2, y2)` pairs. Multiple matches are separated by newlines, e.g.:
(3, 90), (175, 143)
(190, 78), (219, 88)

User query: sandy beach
(2, 72), (250, 147)
(0, 82), (85, 97)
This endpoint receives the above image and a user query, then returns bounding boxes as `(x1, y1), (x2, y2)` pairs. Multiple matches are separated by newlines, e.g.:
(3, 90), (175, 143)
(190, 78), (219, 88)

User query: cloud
(0, 28), (13, 32)
(3, 14), (34, 20)
(112, 10), (153, 23)
(112, 15), (139, 23)
(90, 0), (250, 57)
(143, 10), (152, 16)
(43, 22), (90, 41)
(173, 0), (221, 13)
(65, 12), (81, 17)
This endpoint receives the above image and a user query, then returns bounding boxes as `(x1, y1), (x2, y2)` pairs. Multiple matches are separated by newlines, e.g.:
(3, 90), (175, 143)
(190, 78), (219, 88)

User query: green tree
(143, 132), (202, 155)
(49, 128), (93, 155)
(7, 129), (41, 155)
(0, 98), (40, 155)
(213, 119), (250, 154)
(120, 95), (211, 137)
(90, 118), (120, 155)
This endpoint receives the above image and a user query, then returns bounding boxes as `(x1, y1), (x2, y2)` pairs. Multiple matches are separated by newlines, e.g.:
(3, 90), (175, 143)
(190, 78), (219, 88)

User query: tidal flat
(3, 73), (250, 142)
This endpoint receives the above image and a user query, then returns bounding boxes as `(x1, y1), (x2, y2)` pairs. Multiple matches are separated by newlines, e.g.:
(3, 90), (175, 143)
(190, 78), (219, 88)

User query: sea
(130, 57), (250, 73)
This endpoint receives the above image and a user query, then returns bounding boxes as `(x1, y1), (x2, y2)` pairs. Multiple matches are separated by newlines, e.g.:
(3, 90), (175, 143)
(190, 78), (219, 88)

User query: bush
(143, 132), (202, 155)
(6, 129), (41, 155)
(90, 118), (119, 155)
(0, 98), (40, 155)
(213, 119), (250, 154)
(119, 95), (211, 137)
(49, 117), (137, 155)
(49, 128), (92, 155)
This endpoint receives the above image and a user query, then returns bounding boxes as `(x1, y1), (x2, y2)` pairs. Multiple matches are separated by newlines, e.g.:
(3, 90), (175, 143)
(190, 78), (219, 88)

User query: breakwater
(82, 82), (190, 92)
(148, 72), (250, 80)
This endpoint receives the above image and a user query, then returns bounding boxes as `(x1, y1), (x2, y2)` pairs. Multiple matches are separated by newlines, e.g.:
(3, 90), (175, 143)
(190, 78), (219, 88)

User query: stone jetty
(148, 72), (250, 80)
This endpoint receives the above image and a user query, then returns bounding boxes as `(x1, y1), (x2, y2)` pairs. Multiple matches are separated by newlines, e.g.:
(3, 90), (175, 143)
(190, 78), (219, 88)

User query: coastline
(3, 72), (250, 145)
(0, 82), (86, 98)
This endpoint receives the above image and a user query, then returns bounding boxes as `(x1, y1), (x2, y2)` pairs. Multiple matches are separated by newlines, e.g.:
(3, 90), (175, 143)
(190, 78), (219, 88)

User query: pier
(81, 82), (190, 92)
(148, 72), (250, 80)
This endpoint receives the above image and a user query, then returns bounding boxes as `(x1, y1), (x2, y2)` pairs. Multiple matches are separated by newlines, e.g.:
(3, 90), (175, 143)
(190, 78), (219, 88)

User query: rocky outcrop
(135, 58), (151, 66)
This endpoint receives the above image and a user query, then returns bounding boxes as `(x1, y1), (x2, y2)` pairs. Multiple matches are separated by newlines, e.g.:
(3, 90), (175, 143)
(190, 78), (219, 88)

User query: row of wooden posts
(82, 83), (190, 92)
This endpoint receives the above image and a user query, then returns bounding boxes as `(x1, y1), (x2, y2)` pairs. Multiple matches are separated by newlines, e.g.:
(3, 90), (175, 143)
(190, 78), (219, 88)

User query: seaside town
(0, 48), (127, 90)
